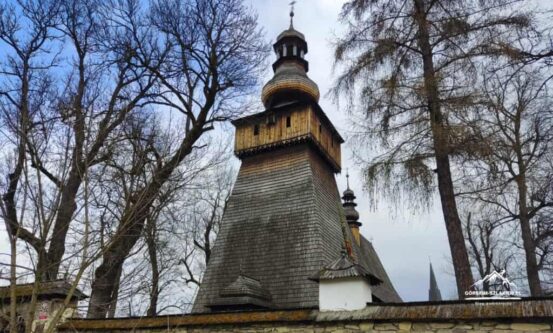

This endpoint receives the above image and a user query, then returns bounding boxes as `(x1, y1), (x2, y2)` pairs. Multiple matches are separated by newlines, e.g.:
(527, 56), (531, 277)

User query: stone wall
(67, 320), (553, 333)
(1, 299), (78, 333)
(58, 299), (553, 333)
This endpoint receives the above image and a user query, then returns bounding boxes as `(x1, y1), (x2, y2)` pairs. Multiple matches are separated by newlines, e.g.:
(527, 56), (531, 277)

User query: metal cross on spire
(289, 0), (296, 28)
(346, 168), (350, 189)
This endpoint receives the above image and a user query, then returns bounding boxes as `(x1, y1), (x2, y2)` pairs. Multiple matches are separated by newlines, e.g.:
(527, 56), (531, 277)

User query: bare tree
(463, 210), (518, 291)
(83, 124), (234, 317)
(181, 163), (233, 287)
(333, 0), (533, 297)
(85, 0), (267, 318)
(0, 0), (157, 286)
(458, 67), (553, 295)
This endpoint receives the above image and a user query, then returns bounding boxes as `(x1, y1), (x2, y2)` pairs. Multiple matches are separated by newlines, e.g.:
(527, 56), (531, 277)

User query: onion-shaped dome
(261, 17), (319, 108)
(342, 188), (355, 198)
(342, 173), (362, 227)
(277, 27), (305, 41)
(261, 62), (319, 108)
(343, 204), (360, 222)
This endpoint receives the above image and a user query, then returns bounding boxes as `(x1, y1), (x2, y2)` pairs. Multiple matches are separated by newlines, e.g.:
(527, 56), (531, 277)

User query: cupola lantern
(261, 5), (319, 108)
(342, 172), (362, 245)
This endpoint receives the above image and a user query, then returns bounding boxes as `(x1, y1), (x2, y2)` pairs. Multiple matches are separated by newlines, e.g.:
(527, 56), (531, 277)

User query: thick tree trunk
(413, 0), (474, 298)
(434, 152), (474, 297)
(87, 212), (147, 318)
(516, 173), (543, 296)
(9, 234), (17, 333)
(107, 266), (123, 318)
(41, 172), (82, 281)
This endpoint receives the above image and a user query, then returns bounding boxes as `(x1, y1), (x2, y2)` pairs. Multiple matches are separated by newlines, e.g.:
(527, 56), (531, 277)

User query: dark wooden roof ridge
(0, 279), (87, 300)
(310, 251), (383, 285)
(234, 134), (341, 173)
(58, 299), (553, 331)
(219, 275), (272, 301)
(58, 310), (315, 330)
(231, 100), (345, 143)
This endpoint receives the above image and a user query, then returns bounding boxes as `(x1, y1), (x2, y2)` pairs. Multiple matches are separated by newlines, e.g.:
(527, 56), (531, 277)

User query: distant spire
(289, 0), (296, 28)
(429, 262), (442, 301)
(341, 173), (359, 225)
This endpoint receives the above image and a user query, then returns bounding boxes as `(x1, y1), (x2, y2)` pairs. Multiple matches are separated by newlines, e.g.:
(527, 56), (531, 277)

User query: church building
(47, 9), (553, 333)
(192, 13), (401, 313)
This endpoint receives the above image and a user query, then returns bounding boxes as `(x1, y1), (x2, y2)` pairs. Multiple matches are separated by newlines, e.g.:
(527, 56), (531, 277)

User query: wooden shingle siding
(192, 145), (346, 313)
(193, 141), (401, 313)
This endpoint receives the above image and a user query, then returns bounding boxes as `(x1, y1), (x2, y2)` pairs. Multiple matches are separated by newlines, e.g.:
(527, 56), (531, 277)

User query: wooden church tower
(192, 12), (401, 313)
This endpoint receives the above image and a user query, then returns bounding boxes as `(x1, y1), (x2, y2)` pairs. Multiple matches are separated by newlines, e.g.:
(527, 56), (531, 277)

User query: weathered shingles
(357, 236), (402, 302)
(192, 146), (338, 312)
(192, 144), (402, 313)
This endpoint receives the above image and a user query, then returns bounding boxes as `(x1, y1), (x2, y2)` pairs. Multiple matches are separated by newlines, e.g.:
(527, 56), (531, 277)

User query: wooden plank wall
(308, 107), (341, 167)
(234, 107), (309, 151)
(234, 106), (341, 169)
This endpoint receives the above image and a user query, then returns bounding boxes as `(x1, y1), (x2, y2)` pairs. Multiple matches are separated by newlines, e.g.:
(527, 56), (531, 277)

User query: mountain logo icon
(465, 269), (521, 298)
(471, 269), (517, 291)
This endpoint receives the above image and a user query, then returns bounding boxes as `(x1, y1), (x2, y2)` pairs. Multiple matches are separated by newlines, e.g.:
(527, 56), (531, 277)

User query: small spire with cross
(346, 168), (351, 190)
(289, 0), (296, 28)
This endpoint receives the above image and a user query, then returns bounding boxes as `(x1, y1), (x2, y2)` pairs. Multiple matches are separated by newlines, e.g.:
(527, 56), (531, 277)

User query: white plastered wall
(319, 278), (372, 311)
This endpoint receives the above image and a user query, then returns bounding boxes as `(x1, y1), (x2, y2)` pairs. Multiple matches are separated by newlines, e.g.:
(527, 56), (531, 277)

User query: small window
(286, 116), (291, 128)
(293, 45), (297, 56)
(319, 123), (322, 134)
(253, 124), (259, 135)
(331, 138), (334, 147)
(267, 114), (277, 125)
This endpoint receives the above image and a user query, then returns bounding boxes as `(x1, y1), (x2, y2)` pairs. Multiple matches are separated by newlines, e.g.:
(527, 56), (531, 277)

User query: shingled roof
(209, 275), (274, 310)
(429, 263), (443, 301)
(311, 250), (382, 286)
(192, 146), (346, 312)
(356, 236), (402, 302)
(327, 221), (402, 303)
(0, 280), (87, 301)
(192, 145), (402, 313)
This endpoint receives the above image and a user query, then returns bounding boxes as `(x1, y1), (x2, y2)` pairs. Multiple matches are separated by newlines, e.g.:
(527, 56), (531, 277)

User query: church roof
(342, 174), (361, 226)
(0, 280), (87, 301)
(219, 275), (272, 300)
(277, 27), (305, 41)
(209, 275), (274, 310)
(311, 250), (382, 285)
(192, 145), (402, 312)
(357, 236), (402, 302)
(261, 14), (318, 108)
(261, 63), (320, 107)
(192, 146), (346, 312)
